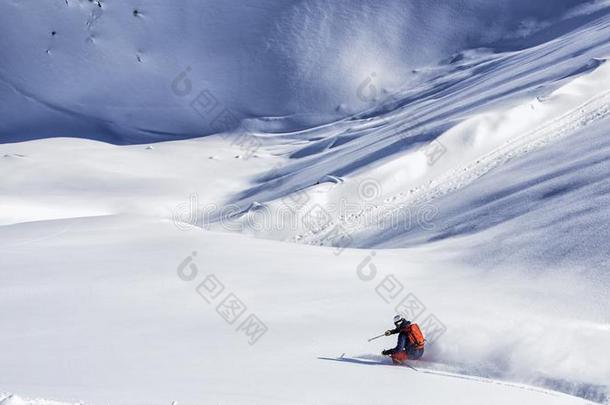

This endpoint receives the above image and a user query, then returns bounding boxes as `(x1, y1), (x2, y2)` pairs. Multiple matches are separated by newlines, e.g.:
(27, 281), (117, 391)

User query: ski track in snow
(322, 356), (607, 404)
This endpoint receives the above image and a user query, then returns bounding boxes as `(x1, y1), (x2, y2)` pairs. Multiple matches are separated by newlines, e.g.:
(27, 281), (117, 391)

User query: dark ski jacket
(388, 320), (424, 360)
(386, 319), (424, 359)
(388, 319), (411, 335)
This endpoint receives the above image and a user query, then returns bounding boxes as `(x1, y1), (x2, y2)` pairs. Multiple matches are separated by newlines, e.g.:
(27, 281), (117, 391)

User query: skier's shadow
(317, 356), (389, 367)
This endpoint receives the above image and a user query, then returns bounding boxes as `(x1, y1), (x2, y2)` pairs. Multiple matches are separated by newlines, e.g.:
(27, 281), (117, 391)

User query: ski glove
(384, 330), (392, 336)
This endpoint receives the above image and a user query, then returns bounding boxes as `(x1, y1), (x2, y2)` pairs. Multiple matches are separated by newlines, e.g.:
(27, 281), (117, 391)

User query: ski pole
(368, 333), (385, 342)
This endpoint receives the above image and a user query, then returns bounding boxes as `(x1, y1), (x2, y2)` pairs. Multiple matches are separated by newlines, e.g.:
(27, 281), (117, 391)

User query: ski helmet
(393, 315), (404, 325)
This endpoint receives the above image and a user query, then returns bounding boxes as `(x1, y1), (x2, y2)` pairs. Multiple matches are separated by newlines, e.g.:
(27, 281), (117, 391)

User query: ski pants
(393, 333), (424, 360)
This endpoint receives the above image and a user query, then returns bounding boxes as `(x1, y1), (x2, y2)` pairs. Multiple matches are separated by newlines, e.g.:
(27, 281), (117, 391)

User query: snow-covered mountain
(0, 0), (601, 143)
(1, 1), (609, 405)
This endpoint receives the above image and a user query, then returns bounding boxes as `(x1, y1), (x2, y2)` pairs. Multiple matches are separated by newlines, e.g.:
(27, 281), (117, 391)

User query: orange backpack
(406, 323), (425, 349)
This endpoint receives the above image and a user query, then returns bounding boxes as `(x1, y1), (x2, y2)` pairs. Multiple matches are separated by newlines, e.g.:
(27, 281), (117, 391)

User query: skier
(382, 315), (425, 364)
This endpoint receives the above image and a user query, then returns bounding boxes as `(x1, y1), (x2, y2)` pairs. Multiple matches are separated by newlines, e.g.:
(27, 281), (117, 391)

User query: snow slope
(1, 1), (610, 404)
(0, 0), (604, 143)
(218, 11), (610, 271)
(1, 126), (608, 404)
(1, 215), (606, 405)
(0, 394), (76, 405)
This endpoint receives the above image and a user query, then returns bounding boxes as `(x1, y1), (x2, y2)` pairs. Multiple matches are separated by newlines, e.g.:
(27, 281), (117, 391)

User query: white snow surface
(1, 1), (610, 404)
